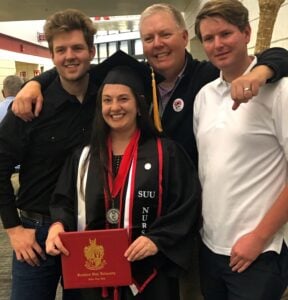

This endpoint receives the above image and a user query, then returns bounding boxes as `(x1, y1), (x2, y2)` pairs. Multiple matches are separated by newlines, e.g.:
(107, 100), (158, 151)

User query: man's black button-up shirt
(0, 77), (98, 228)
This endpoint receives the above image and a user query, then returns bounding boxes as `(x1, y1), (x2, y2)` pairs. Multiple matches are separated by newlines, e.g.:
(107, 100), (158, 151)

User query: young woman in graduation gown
(46, 52), (201, 300)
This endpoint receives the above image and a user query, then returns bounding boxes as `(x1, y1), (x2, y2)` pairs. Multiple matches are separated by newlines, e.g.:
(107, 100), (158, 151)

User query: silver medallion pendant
(106, 208), (120, 224)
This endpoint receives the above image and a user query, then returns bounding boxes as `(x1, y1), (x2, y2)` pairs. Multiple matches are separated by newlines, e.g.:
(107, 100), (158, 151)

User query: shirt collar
(158, 57), (187, 94)
(3, 96), (15, 102)
(49, 76), (98, 109)
(219, 56), (257, 86)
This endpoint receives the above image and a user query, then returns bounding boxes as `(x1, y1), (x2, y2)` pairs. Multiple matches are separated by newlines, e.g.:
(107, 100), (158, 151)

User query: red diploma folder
(59, 228), (132, 289)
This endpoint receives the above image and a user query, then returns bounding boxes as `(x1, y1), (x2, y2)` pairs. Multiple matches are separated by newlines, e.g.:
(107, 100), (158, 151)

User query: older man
(0, 75), (23, 122)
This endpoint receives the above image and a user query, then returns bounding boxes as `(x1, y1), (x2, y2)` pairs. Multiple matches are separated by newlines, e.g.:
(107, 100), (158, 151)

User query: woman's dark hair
(80, 83), (162, 200)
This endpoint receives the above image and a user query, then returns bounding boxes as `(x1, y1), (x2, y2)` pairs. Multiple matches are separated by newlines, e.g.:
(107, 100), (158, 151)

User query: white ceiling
(0, 0), (192, 28)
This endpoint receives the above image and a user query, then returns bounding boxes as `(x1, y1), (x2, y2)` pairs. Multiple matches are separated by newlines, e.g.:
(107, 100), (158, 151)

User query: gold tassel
(151, 67), (163, 132)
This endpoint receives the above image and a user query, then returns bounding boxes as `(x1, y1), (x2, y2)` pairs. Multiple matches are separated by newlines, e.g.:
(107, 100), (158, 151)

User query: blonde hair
(140, 3), (187, 31)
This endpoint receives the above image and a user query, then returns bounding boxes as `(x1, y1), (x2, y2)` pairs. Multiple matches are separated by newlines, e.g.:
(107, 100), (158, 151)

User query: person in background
(193, 0), (288, 299)
(9, 3), (288, 300)
(0, 75), (23, 122)
(0, 9), (97, 300)
(0, 75), (23, 195)
(45, 50), (201, 300)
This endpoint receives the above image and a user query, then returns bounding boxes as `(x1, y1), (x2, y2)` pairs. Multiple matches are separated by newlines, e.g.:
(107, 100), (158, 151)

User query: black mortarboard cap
(94, 50), (163, 131)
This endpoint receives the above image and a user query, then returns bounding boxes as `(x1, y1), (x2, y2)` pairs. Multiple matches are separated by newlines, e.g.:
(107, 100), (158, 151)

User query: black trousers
(199, 241), (288, 300)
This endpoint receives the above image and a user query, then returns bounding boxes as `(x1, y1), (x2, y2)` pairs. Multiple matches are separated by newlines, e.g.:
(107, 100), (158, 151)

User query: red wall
(0, 33), (50, 58)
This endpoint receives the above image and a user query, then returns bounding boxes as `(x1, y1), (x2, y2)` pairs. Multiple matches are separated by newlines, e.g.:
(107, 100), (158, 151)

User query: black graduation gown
(50, 135), (201, 299)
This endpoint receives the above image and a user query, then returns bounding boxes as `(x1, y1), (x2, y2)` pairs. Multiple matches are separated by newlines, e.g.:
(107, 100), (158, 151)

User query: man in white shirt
(193, 1), (288, 299)
(0, 75), (23, 193)
(0, 75), (23, 122)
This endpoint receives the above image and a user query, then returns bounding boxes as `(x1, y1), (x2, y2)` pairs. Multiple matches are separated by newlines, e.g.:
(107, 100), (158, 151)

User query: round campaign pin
(106, 208), (120, 224)
(172, 98), (184, 112)
(144, 163), (152, 170)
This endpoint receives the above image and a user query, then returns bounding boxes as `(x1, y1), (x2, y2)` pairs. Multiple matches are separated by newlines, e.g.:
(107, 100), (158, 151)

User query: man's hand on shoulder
(12, 81), (43, 121)
(231, 65), (273, 110)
